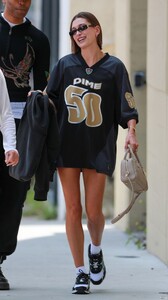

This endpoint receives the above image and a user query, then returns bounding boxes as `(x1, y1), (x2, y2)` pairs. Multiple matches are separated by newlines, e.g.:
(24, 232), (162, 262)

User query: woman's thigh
(82, 169), (106, 215)
(58, 167), (81, 209)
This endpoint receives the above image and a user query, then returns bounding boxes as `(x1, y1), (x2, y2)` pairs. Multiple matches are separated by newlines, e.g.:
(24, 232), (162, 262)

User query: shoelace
(90, 256), (102, 270)
(92, 260), (99, 269)
(77, 273), (89, 284)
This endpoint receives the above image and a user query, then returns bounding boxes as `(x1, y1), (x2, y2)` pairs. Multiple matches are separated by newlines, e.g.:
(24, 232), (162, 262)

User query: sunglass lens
(78, 24), (88, 32)
(69, 24), (89, 36)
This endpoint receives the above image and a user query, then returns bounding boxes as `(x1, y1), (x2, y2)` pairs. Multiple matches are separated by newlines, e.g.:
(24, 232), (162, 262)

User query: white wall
(147, 0), (168, 264)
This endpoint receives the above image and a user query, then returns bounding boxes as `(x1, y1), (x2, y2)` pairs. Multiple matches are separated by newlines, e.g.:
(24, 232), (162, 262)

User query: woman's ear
(95, 25), (101, 37)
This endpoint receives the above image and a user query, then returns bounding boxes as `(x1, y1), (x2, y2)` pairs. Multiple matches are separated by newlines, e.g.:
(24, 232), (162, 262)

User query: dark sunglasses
(69, 24), (93, 37)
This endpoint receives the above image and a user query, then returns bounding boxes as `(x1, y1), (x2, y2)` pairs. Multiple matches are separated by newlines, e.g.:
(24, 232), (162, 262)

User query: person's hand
(28, 90), (43, 97)
(125, 128), (139, 152)
(5, 150), (19, 166)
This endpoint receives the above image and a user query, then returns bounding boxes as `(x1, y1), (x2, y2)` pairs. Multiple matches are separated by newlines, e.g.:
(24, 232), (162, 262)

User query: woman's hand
(125, 120), (139, 151)
(125, 128), (139, 151)
(5, 150), (19, 166)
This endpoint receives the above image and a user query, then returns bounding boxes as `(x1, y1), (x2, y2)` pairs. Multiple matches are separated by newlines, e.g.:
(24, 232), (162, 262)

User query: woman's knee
(66, 202), (83, 220)
(86, 210), (104, 225)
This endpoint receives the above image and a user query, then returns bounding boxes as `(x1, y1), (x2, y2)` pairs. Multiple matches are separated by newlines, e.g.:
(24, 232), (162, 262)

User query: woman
(0, 69), (19, 167)
(46, 12), (139, 294)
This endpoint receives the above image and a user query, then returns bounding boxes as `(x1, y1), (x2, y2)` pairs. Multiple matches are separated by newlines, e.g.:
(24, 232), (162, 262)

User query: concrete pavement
(1, 217), (168, 300)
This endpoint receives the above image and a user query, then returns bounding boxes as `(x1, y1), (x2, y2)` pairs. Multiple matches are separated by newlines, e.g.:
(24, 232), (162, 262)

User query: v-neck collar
(76, 51), (109, 75)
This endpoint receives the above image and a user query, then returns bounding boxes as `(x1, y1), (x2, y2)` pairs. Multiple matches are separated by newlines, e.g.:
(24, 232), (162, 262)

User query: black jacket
(0, 13), (50, 101)
(9, 91), (60, 200)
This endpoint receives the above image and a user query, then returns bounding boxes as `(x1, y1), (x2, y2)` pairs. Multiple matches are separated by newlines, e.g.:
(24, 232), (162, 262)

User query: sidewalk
(1, 217), (168, 300)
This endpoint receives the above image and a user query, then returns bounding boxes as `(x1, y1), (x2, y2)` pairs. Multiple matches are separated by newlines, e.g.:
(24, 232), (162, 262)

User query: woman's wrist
(128, 126), (136, 133)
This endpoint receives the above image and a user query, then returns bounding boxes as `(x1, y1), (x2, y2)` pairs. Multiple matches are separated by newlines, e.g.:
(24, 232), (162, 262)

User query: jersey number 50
(64, 85), (103, 127)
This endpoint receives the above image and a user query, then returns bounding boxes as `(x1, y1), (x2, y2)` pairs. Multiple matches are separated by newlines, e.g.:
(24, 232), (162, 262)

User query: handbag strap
(127, 144), (143, 167)
(111, 191), (140, 224)
(111, 145), (140, 224)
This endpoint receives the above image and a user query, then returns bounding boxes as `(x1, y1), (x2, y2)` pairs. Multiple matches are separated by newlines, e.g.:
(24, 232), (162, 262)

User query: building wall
(147, 0), (168, 264)
(113, 0), (147, 231)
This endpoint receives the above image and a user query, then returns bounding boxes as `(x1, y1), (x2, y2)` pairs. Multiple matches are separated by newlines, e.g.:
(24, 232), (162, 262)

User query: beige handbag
(111, 145), (148, 224)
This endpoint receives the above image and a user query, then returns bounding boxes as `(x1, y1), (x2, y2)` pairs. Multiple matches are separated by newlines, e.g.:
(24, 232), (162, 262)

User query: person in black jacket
(0, 0), (50, 290)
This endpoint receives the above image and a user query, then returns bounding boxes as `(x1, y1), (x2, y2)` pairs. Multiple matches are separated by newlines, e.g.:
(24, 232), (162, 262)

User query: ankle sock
(76, 266), (87, 275)
(90, 243), (101, 255)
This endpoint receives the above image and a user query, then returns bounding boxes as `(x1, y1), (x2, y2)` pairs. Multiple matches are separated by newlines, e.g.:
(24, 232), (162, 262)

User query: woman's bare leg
(82, 169), (106, 245)
(58, 167), (85, 267)
(82, 169), (106, 285)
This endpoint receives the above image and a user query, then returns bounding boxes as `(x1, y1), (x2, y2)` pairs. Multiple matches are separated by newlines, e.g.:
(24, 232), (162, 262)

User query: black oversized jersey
(46, 52), (138, 176)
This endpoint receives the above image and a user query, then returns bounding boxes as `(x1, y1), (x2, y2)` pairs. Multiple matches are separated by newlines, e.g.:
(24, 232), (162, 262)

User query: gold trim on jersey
(125, 92), (136, 108)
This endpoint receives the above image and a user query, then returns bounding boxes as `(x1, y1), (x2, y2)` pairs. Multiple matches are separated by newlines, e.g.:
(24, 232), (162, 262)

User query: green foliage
(126, 222), (146, 249)
(23, 187), (57, 220)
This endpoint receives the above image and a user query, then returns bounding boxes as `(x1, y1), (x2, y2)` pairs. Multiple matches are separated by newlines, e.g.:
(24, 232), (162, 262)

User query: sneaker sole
(72, 287), (90, 294)
(0, 282), (10, 290)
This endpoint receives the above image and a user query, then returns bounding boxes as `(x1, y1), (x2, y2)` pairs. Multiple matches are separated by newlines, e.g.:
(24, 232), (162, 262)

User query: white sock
(90, 243), (101, 255)
(76, 266), (87, 275)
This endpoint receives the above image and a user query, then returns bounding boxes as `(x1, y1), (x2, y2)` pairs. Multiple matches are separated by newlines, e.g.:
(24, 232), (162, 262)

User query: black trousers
(0, 122), (29, 263)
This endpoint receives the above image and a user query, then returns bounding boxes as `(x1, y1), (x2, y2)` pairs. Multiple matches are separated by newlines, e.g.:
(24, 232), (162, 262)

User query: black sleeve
(33, 33), (50, 91)
(115, 61), (139, 128)
(46, 60), (63, 109)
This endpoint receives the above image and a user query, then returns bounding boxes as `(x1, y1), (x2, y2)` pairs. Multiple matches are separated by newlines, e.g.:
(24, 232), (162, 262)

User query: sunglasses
(69, 24), (93, 37)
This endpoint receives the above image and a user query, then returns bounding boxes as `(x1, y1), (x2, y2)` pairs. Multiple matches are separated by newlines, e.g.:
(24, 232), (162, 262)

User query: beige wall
(113, 0), (131, 231)
(147, 0), (168, 264)
(114, 0), (147, 231)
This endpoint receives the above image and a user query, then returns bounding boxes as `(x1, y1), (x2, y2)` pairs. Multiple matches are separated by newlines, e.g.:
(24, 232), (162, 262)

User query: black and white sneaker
(0, 267), (10, 290)
(72, 272), (90, 294)
(88, 244), (106, 285)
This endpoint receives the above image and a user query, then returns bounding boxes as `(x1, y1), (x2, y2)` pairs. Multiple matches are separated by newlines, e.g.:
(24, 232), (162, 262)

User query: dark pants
(0, 121), (29, 263)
